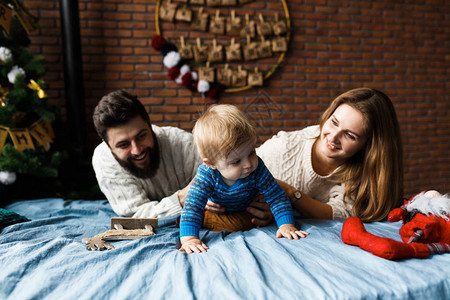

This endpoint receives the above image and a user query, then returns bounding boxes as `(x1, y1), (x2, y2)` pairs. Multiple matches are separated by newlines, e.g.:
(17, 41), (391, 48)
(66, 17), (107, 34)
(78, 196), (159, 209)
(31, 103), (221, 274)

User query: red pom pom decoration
(207, 89), (219, 100)
(168, 67), (180, 80)
(151, 35), (166, 51)
(181, 72), (193, 87)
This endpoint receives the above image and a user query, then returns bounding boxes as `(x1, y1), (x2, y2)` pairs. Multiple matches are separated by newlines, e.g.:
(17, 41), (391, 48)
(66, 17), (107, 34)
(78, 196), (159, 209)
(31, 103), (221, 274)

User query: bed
(1, 198), (449, 299)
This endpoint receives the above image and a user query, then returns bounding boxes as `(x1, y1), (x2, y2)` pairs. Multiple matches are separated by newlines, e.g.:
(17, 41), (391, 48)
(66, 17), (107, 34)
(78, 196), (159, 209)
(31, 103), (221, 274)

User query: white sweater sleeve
(327, 183), (355, 219)
(92, 142), (182, 218)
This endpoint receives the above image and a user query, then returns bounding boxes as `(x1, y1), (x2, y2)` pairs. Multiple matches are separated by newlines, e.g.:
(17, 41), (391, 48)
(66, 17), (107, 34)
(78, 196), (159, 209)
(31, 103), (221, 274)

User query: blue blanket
(1, 198), (449, 299)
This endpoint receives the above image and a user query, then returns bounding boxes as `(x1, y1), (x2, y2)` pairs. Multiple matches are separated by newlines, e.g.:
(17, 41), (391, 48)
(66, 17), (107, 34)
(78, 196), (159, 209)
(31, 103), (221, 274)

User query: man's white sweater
(92, 125), (201, 218)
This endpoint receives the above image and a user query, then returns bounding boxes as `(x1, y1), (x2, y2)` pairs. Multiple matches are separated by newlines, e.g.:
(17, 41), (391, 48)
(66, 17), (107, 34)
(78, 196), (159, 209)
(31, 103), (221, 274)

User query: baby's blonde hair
(193, 104), (256, 163)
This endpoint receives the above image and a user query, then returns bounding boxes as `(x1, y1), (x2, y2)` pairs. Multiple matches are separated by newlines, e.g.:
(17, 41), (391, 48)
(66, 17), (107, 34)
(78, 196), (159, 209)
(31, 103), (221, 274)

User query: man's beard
(113, 133), (161, 179)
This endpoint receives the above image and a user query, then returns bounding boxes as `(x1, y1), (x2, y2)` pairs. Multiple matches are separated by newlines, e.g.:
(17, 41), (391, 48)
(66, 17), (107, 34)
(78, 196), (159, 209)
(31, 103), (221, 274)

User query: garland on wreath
(151, 34), (223, 100)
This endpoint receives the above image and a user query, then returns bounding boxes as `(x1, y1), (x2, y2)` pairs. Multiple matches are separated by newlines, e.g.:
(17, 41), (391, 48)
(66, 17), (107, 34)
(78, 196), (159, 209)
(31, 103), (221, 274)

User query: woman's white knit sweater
(92, 125), (201, 218)
(256, 125), (354, 219)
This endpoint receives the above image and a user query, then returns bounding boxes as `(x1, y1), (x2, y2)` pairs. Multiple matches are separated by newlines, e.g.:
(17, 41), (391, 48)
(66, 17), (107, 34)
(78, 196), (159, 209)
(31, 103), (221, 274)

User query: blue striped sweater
(180, 156), (294, 237)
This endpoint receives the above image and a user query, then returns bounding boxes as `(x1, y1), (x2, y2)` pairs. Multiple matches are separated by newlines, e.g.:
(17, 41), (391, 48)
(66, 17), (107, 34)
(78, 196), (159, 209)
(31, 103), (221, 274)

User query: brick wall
(23, 0), (449, 197)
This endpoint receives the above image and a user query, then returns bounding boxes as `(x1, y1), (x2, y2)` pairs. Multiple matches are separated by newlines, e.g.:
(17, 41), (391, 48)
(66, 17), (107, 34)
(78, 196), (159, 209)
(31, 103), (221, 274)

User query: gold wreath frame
(155, 0), (291, 93)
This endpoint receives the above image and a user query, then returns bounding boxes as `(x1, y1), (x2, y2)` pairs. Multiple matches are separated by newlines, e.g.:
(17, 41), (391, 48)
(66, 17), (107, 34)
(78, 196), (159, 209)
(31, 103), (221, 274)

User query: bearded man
(92, 90), (272, 223)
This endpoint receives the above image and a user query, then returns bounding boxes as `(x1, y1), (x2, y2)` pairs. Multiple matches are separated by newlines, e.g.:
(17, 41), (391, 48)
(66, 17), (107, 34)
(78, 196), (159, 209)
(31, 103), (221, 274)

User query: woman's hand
(179, 236), (208, 254)
(247, 194), (274, 227)
(205, 200), (226, 213)
(276, 223), (309, 240)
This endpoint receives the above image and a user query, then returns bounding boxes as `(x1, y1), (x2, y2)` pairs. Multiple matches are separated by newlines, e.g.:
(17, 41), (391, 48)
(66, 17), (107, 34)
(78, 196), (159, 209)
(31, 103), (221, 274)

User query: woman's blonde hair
(193, 104), (256, 163)
(319, 87), (404, 222)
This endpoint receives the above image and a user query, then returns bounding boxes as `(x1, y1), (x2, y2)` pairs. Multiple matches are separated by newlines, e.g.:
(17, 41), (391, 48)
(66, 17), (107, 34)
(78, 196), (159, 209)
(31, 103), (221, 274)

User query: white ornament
(0, 47), (12, 62)
(0, 171), (17, 185)
(163, 51), (181, 69)
(197, 80), (210, 93)
(191, 71), (198, 81)
(8, 66), (25, 84)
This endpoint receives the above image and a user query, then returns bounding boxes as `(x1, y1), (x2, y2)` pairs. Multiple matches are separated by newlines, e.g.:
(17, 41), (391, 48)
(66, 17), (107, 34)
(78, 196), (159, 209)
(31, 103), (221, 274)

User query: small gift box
(256, 14), (273, 37)
(231, 65), (248, 87)
(159, 0), (177, 22)
(226, 10), (241, 36)
(240, 14), (255, 38)
(248, 67), (263, 86)
(199, 62), (215, 82)
(178, 36), (193, 60)
(175, 5), (192, 22)
(193, 38), (209, 62)
(206, 0), (221, 7)
(191, 8), (208, 32)
(217, 64), (232, 86)
(209, 10), (225, 35)
(272, 13), (287, 36)
(222, 0), (237, 6)
(272, 36), (288, 52)
(243, 35), (259, 61)
(257, 36), (272, 59)
(225, 38), (242, 62)
(208, 39), (224, 63)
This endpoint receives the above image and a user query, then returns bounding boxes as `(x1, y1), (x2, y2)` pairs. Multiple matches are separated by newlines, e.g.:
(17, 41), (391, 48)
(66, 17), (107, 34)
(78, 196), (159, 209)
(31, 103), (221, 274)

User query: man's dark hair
(93, 89), (150, 143)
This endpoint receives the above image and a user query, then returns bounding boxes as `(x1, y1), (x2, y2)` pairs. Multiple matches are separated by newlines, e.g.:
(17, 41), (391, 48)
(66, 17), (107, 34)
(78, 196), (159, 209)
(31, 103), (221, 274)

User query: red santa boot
(341, 217), (430, 260)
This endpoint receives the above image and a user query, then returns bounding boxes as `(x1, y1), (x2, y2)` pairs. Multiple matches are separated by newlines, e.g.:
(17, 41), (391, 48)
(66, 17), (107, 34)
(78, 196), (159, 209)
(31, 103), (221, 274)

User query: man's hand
(246, 194), (274, 227)
(178, 183), (190, 207)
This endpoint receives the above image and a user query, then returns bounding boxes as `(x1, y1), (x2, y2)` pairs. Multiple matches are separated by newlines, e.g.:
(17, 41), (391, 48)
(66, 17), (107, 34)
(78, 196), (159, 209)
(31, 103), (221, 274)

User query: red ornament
(151, 35), (166, 51)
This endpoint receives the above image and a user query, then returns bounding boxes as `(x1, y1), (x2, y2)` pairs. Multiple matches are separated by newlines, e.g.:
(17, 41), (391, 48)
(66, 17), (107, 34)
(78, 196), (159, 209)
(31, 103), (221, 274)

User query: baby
(179, 104), (308, 254)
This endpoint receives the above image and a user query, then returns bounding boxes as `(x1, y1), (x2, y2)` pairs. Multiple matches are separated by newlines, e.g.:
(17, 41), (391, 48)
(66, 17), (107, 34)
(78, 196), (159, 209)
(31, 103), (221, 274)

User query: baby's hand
(179, 236), (209, 254)
(276, 223), (309, 240)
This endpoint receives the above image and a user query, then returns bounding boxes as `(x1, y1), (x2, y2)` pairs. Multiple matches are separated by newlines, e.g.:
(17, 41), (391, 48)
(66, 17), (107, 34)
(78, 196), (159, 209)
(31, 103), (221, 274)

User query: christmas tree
(0, 1), (65, 192)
